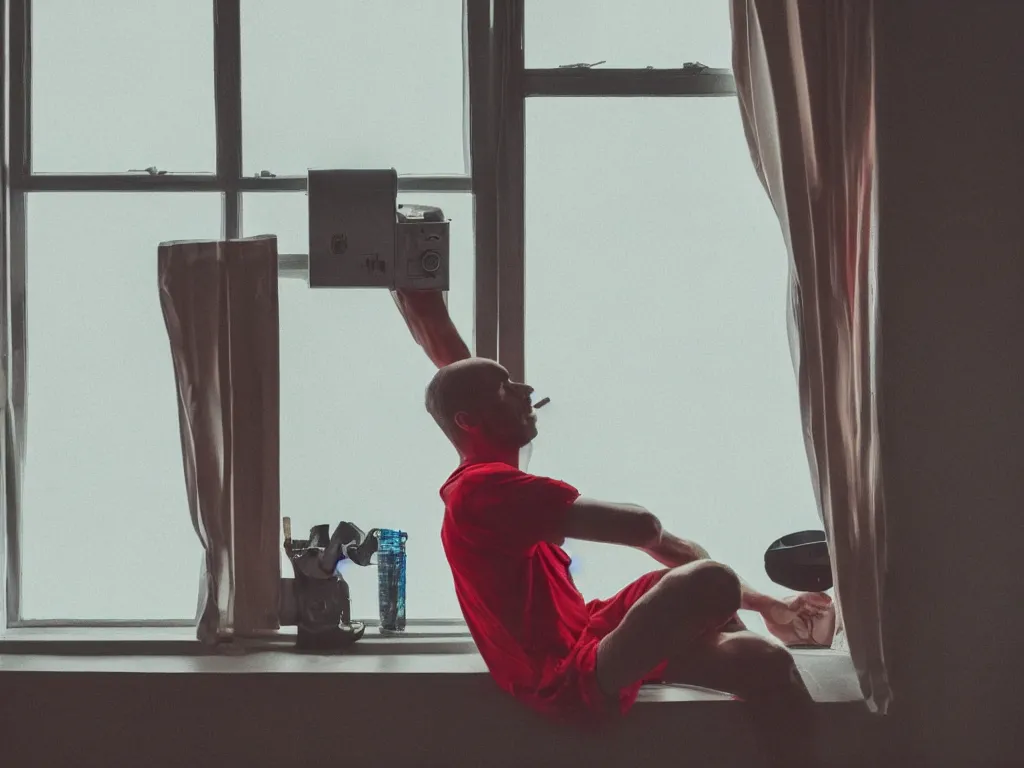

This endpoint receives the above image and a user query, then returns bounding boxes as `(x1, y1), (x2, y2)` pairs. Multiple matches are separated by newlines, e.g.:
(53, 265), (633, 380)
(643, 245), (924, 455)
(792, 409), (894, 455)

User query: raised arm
(392, 289), (471, 368)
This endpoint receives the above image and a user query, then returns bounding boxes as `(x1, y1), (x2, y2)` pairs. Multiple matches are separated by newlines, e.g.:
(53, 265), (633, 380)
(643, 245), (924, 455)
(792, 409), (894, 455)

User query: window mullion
(15, 174), (471, 194)
(4, 0), (31, 627)
(8, 0), (28, 187)
(467, 0), (497, 361)
(524, 67), (737, 97)
(495, 0), (525, 382)
(213, 0), (242, 239)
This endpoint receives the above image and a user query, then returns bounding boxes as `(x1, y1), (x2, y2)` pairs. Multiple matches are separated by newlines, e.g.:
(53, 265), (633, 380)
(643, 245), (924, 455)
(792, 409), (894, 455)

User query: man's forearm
(641, 526), (710, 568)
(738, 581), (776, 612)
(393, 289), (471, 368)
(642, 524), (776, 612)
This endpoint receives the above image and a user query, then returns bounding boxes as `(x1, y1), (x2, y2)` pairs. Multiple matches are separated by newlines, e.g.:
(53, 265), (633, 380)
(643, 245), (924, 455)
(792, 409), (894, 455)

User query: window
(525, 0), (733, 69)
(6, 0), (474, 626)
(6, 1), (816, 634)
(523, 98), (819, 633)
(240, 0), (466, 177)
(31, 0), (216, 173)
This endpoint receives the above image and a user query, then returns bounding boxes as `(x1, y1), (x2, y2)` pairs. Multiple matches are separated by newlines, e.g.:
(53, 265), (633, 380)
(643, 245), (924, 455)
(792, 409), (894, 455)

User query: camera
(307, 168), (451, 290)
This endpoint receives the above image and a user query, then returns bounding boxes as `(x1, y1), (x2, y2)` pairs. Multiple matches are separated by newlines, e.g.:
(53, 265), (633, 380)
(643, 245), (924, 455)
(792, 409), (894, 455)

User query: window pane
(525, 99), (819, 635)
(242, 192), (474, 620)
(31, 0), (215, 173)
(241, 1), (466, 177)
(23, 194), (221, 620)
(526, 0), (732, 69)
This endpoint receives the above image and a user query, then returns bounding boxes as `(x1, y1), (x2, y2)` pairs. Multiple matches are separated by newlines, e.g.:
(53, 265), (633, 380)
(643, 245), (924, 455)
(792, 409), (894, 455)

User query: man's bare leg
(593, 560), (743, 693)
(661, 630), (812, 704)
(594, 561), (817, 766)
(663, 631), (817, 767)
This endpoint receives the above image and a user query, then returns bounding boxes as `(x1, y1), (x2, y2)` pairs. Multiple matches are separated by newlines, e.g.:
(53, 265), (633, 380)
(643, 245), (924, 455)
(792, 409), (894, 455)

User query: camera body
(307, 168), (450, 290)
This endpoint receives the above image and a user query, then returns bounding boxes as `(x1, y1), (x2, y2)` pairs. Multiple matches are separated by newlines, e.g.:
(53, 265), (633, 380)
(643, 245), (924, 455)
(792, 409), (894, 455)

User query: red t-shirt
(440, 461), (590, 705)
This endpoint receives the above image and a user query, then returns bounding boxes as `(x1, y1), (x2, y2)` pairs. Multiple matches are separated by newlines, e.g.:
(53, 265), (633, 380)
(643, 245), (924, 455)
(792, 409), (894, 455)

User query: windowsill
(0, 623), (471, 650)
(2, 627), (881, 767)
(0, 624), (864, 705)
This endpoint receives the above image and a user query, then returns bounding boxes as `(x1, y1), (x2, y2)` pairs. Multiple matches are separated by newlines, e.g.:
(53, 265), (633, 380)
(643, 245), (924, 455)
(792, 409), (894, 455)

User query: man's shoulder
(444, 463), (580, 523)
(443, 462), (524, 503)
(449, 460), (524, 486)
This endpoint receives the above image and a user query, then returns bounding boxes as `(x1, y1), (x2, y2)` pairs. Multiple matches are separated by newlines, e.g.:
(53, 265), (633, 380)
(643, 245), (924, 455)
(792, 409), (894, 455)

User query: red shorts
(532, 569), (671, 720)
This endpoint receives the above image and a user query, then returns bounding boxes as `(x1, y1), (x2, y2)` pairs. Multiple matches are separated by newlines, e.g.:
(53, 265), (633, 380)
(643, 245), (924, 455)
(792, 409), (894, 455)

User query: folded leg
(661, 629), (812, 705)
(593, 563), (816, 767)
(662, 631), (818, 767)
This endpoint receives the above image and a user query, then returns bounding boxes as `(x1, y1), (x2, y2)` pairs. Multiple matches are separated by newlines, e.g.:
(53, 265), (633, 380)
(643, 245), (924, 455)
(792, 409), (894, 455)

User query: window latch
(641, 62), (710, 73)
(128, 166), (168, 176)
(557, 60), (606, 69)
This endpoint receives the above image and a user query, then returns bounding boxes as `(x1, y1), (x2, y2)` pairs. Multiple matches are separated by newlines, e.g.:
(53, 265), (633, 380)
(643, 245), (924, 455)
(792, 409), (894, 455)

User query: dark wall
(875, 0), (1024, 764)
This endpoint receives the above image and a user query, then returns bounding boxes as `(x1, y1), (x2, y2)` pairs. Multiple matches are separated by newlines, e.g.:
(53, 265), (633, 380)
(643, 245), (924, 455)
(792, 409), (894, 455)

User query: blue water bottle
(376, 529), (407, 635)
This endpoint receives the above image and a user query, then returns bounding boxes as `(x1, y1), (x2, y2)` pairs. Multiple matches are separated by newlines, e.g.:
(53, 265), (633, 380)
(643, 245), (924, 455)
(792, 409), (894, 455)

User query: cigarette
(534, 397), (551, 409)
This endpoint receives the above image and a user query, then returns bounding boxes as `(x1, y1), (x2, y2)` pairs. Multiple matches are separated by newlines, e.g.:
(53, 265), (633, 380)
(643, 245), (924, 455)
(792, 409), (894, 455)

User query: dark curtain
(732, 0), (889, 713)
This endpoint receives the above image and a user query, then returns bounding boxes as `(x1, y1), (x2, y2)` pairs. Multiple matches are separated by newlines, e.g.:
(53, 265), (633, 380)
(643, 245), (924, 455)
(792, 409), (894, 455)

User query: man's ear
(453, 411), (478, 433)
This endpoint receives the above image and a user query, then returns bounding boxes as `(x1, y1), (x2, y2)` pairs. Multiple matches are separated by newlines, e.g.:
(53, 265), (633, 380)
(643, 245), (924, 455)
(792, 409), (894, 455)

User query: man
(427, 357), (834, 722)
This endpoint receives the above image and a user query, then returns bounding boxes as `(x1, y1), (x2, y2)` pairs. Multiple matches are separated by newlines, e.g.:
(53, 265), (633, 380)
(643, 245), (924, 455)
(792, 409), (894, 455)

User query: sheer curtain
(731, 0), (889, 713)
(158, 236), (282, 643)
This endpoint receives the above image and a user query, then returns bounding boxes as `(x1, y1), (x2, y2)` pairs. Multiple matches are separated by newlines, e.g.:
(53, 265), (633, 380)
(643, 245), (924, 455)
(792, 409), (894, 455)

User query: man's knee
(659, 560), (741, 620)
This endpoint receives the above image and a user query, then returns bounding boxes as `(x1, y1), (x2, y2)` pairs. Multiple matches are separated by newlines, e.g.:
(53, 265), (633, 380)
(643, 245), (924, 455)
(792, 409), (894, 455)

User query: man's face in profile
(457, 361), (538, 450)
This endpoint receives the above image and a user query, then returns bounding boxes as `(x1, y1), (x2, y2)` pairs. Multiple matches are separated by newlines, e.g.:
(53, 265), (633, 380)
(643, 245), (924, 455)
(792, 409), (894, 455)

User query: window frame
(0, 0), (735, 630)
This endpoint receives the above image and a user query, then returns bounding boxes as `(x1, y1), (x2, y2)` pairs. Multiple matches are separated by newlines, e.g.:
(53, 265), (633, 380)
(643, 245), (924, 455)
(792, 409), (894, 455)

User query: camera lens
(421, 250), (441, 273)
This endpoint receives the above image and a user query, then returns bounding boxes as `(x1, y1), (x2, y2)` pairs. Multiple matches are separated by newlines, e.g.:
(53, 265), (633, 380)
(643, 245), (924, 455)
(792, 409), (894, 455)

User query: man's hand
(762, 592), (835, 647)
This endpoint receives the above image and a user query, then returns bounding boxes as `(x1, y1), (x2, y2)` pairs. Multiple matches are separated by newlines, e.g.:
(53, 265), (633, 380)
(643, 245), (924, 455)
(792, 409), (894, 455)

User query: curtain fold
(158, 236), (281, 644)
(731, 0), (890, 713)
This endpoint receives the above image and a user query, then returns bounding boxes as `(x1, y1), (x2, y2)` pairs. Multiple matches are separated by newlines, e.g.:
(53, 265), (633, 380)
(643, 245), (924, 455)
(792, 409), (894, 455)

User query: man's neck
(460, 447), (520, 469)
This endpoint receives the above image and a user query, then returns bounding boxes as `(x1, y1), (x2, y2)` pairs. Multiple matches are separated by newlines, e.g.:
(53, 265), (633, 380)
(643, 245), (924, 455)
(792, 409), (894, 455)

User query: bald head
(425, 358), (537, 453)
(425, 358), (504, 441)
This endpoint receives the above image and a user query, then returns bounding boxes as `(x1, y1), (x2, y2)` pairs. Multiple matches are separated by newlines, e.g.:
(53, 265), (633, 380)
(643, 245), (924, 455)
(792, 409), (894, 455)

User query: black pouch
(764, 530), (832, 592)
